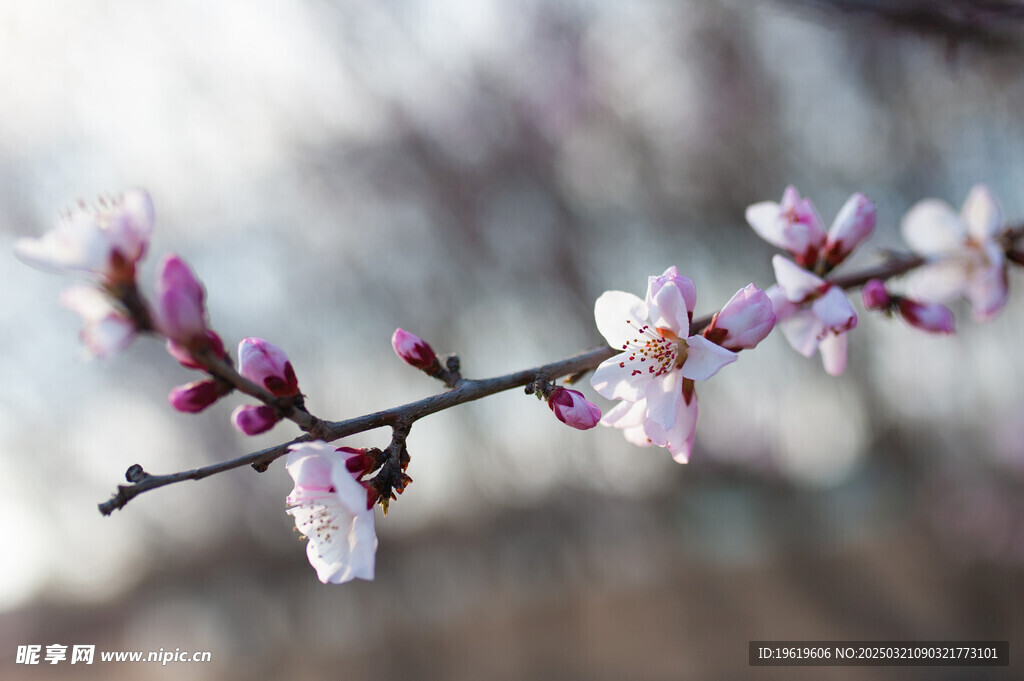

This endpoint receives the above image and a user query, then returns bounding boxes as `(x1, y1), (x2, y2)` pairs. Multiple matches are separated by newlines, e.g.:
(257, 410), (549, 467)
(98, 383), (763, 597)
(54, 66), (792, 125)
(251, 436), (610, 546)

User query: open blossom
(861, 278), (955, 334)
(15, 188), (154, 283)
(547, 387), (602, 430)
(59, 285), (136, 358)
(286, 441), (377, 584)
(590, 267), (750, 463)
(767, 255), (857, 376)
(901, 184), (1009, 321)
(746, 187), (875, 270)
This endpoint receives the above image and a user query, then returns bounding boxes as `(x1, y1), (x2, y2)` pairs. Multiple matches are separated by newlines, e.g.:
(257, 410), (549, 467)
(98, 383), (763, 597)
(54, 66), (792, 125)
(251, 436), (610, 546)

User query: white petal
(644, 392), (699, 463)
(594, 291), (649, 349)
(601, 398), (647, 429)
(679, 335), (737, 381)
(766, 284), (799, 322)
(84, 316), (135, 358)
(745, 201), (786, 248)
(647, 280), (690, 335)
(811, 287), (857, 332)
(14, 213), (111, 274)
(961, 184), (1002, 242)
(644, 369), (683, 430)
(591, 354), (652, 401)
(772, 255), (823, 301)
(622, 424), (655, 448)
(779, 309), (824, 357)
(819, 332), (848, 376)
(904, 260), (970, 303)
(966, 257), (1008, 322)
(901, 199), (966, 255)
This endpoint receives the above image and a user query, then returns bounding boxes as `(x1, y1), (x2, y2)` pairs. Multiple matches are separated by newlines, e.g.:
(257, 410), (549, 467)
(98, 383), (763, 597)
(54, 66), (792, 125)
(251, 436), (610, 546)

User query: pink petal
(391, 328), (437, 370)
(861, 279), (891, 310)
(647, 266), (696, 321)
(810, 287), (857, 333)
(547, 387), (602, 430)
(678, 335), (737, 381)
(647, 279), (691, 336)
(823, 192), (875, 266)
(901, 199), (967, 255)
(594, 291), (649, 350)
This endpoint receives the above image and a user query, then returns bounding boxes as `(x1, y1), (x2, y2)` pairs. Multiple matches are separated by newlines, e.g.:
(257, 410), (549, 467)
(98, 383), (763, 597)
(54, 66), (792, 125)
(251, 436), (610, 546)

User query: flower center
(618, 320), (685, 377)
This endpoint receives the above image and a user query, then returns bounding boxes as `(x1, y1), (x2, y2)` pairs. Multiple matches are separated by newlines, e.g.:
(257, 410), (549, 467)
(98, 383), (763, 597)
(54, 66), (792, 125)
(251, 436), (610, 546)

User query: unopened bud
(547, 387), (602, 430)
(391, 328), (438, 371)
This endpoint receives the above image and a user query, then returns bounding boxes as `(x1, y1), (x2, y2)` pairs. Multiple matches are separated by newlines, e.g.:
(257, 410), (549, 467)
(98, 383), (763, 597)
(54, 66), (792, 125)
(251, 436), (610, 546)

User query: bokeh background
(1, 0), (1023, 679)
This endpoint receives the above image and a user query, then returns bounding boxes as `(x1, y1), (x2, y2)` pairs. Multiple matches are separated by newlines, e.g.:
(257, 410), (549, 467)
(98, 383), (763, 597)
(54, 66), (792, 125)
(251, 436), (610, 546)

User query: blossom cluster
(590, 184), (1019, 463)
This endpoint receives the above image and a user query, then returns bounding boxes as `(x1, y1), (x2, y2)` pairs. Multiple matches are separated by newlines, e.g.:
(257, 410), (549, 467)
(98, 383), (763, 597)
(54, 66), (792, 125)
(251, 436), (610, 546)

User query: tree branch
(98, 236), (1023, 516)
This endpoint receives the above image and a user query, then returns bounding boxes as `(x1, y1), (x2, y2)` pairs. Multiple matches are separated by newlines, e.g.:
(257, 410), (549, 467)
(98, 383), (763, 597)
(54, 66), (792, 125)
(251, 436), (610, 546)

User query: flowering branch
(96, 229), (1023, 516)
(18, 184), (1024, 584)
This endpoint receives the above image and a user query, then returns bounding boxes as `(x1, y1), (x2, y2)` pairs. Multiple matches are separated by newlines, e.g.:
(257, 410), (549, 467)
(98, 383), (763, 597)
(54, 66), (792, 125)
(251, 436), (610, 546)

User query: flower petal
(904, 260), (970, 303)
(810, 287), (857, 333)
(591, 353), (653, 401)
(644, 391), (699, 463)
(648, 279), (691, 335)
(594, 291), (649, 349)
(644, 368), (683, 430)
(961, 184), (1002, 242)
(966, 252), (1009, 321)
(679, 335), (737, 381)
(772, 255), (824, 301)
(901, 199), (967, 255)
(778, 309), (824, 357)
(818, 332), (848, 376)
(601, 398), (647, 429)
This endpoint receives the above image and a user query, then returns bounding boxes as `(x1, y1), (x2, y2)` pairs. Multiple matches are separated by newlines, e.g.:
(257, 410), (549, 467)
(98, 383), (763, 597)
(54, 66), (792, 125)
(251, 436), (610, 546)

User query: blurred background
(1, 0), (1023, 679)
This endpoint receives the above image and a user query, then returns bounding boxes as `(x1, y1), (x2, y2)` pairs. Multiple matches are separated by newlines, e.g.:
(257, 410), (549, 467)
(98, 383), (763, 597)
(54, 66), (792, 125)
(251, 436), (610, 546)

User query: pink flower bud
(238, 337), (299, 396)
(547, 387), (602, 430)
(703, 284), (776, 351)
(391, 328), (438, 370)
(231, 404), (280, 436)
(861, 279), (891, 310)
(168, 379), (225, 413)
(155, 254), (208, 344)
(896, 298), (956, 334)
(823, 193), (876, 267)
